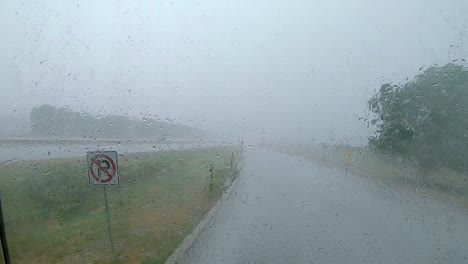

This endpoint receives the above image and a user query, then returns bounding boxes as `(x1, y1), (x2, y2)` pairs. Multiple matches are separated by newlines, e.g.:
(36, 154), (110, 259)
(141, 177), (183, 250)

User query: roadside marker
(346, 149), (353, 177)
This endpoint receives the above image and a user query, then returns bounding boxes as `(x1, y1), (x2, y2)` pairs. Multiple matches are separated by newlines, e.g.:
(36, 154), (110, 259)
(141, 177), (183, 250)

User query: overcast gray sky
(1, 0), (468, 143)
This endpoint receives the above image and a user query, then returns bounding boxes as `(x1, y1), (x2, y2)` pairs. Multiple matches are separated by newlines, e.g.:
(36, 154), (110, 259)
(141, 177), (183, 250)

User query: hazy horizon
(2, 0), (468, 144)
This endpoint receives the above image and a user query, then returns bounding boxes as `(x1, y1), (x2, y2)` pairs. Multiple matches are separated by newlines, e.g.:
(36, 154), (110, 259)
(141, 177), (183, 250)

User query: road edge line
(164, 173), (240, 264)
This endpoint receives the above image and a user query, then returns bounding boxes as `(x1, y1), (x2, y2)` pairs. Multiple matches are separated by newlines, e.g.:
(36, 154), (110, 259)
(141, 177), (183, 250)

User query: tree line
(30, 104), (202, 140)
(368, 63), (468, 173)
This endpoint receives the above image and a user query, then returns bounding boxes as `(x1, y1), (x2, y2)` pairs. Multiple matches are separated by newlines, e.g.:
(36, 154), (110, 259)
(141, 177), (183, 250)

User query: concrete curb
(164, 174), (240, 264)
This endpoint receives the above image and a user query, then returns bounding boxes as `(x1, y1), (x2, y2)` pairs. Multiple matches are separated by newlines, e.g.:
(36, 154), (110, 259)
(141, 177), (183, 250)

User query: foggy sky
(1, 0), (468, 144)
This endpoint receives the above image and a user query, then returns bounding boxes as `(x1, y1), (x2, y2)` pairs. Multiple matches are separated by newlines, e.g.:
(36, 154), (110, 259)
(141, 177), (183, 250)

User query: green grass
(278, 144), (468, 208)
(0, 147), (239, 264)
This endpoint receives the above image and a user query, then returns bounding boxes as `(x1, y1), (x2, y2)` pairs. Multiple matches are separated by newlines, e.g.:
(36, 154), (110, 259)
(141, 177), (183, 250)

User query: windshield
(1, 1), (468, 263)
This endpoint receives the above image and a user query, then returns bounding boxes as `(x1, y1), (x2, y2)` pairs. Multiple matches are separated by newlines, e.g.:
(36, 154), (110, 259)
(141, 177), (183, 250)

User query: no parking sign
(87, 151), (119, 185)
(86, 150), (119, 257)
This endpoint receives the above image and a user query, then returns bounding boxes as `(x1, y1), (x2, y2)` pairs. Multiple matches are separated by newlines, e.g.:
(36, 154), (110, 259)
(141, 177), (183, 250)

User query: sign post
(102, 185), (115, 257)
(87, 151), (119, 259)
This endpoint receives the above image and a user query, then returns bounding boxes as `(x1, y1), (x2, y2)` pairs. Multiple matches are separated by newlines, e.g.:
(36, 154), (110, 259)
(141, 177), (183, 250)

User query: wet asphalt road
(180, 148), (468, 264)
(0, 141), (218, 162)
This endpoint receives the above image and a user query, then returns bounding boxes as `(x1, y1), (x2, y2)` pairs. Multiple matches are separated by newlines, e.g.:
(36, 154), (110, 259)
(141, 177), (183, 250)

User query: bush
(368, 63), (468, 172)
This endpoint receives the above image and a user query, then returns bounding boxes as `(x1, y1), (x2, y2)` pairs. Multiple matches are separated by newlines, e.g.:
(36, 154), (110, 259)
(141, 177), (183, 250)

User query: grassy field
(0, 147), (239, 264)
(278, 144), (468, 208)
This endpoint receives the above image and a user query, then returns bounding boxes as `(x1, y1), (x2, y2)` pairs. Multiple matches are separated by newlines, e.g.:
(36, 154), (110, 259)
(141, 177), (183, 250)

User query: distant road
(0, 137), (203, 145)
(180, 148), (468, 264)
(0, 140), (223, 162)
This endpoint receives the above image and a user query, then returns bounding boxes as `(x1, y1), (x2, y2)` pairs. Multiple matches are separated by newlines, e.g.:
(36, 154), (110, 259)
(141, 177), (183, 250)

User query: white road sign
(87, 151), (119, 185)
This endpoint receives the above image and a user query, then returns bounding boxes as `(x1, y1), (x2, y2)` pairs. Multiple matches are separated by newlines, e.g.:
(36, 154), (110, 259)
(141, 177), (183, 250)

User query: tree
(29, 104), (202, 140)
(368, 63), (468, 172)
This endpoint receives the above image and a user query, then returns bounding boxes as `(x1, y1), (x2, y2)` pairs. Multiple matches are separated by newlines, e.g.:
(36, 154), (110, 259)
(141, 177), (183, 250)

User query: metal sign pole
(87, 151), (119, 261)
(103, 185), (115, 259)
(0, 195), (11, 264)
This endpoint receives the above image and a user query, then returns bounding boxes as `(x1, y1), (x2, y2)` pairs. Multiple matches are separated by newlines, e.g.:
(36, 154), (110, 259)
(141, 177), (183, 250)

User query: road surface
(180, 148), (468, 264)
(0, 141), (220, 162)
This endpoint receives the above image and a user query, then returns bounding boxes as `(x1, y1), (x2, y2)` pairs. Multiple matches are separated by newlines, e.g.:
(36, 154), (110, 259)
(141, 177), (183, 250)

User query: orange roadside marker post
(346, 149), (353, 177)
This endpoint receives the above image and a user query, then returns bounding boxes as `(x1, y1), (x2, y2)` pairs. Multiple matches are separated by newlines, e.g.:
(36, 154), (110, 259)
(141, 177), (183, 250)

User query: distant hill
(29, 104), (203, 140)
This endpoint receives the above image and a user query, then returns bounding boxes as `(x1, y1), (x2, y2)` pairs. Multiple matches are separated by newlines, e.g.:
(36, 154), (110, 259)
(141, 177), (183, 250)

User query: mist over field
(1, 0), (468, 145)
